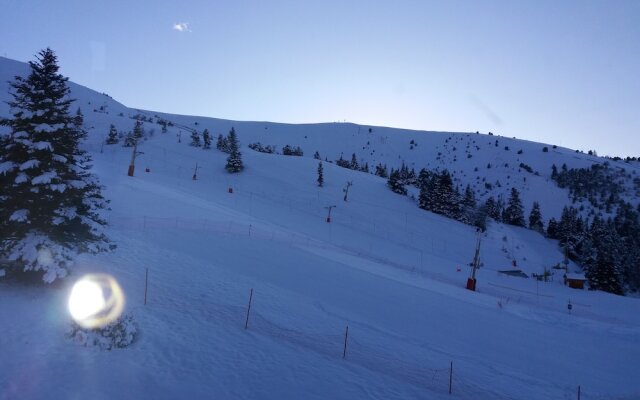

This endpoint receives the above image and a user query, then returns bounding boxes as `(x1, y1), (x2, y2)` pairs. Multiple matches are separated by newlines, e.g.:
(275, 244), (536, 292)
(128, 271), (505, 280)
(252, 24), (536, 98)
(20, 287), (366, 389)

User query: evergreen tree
(317, 162), (324, 187)
(123, 130), (135, 147)
(190, 130), (201, 147)
(547, 218), (559, 239)
(387, 170), (407, 195)
(105, 124), (119, 144)
(460, 184), (477, 222)
(0, 48), (112, 283)
(73, 107), (84, 127)
(202, 129), (211, 149)
(335, 155), (350, 168)
(313, 151), (321, 160)
(588, 250), (623, 295)
(225, 127), (243, 173)
(375, 163), (388, 178)
(216, 133), (225, 151)
(484, 196), (502, 221)
(216, 133), (230, 153)
(503, 187), (525, 226)
(350, 153), (359, 170)
(434, 170), (460, 219)
(133, 120), (144, 141)
(418, 171), (435, 211)
(528, 201), (544, 233)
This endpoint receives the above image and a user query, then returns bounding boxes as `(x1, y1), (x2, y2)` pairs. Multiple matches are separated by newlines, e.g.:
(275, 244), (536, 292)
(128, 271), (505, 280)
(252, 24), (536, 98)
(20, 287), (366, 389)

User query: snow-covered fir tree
(0, 48), (112, 283)
(225, 127), (243, 173)
(106, 124), (119, 145)
(460, 184), (477, 223)
(528, 201), (544, 233)
(190, 129), (201, 147)
(350, 153), (359, 170)
(317, 162), (324, 187)
(588, 250), (623, 295)
(503, 187), (525, 227)
(387, 169), (407, 195)
(202, 129), (211, 149)
(375, 163), (388, 178)
(216, 133), (229, 153)
(133, 120), (144, 141)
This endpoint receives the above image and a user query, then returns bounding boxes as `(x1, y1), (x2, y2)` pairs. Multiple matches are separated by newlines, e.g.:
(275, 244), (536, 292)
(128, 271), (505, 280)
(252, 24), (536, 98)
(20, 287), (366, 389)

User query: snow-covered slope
(1, 56), (639, 400)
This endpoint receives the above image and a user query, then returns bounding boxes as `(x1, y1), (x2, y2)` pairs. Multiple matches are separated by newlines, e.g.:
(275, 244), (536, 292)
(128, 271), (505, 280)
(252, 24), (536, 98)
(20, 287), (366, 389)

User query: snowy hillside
(1, 56), (640, 399)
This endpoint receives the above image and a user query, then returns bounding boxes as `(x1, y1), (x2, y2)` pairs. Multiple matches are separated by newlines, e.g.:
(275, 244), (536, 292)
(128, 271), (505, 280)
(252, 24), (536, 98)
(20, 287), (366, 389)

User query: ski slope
(1, 56), (640, 400)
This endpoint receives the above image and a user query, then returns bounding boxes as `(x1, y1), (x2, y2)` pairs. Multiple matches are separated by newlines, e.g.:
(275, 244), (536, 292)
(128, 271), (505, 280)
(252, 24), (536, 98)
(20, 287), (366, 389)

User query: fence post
(144, 267), (149, 305)
(577, 385), (581, 400)
(449, 361), (453, 394)
(343, 325), (349, 359)
(244, 288), (253, 329)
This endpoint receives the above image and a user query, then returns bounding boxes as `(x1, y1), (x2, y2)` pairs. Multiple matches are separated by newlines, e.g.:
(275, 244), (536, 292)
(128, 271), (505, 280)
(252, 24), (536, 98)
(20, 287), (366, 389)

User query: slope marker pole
(144, 267), (149, 305)
(449, 361), (453, 394)
(244, 288), (254, 329)
(343, 325), (349, 359)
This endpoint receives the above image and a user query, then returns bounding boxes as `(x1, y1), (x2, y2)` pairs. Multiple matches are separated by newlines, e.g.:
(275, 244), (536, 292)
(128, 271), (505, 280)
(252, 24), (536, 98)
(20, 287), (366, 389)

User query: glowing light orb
(69, 280), (105, 320)
(68, 274), (125, 328)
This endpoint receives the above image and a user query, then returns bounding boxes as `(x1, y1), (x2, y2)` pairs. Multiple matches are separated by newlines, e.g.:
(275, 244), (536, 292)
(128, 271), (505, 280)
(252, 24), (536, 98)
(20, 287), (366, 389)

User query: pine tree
(387, 170), (407, 195)
(528, 201), (544, 233)
(225, 127), (243, 173)
(123, 131), (135, 147)
(133, 120), (144, 141)
(460, 184), (477, 222)
(0, 48), (112, 283)
(216, 133), (230, 153)
(375, 163), (388, 178)
(434, 170), (460, 219)
(73, 107), (84, 127)
(588, 250), (623, 295)
(106, 124), (119, 144)
(350, 153), (359, 170)
(547, 218), (559, 239)
(503, 187), (525, 226)
(190, 130), (201, 147)
(317, 162), (324, 187)
(202, 129), (211, 149)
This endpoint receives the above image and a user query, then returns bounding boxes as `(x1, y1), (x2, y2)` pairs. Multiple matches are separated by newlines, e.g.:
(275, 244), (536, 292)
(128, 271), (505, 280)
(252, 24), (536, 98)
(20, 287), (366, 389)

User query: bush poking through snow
(68, 313), (138, 350)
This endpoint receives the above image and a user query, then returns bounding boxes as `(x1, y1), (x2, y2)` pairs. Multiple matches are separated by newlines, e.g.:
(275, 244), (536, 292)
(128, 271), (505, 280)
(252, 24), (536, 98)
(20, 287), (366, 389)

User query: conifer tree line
(0, 48), (112, 283)
(334, 152), (369, 173)
(548, 163), (640, 294)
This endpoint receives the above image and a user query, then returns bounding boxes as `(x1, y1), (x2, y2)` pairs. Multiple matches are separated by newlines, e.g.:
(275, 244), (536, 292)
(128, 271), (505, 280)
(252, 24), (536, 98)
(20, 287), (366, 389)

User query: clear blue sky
(1, 0), (639, 156)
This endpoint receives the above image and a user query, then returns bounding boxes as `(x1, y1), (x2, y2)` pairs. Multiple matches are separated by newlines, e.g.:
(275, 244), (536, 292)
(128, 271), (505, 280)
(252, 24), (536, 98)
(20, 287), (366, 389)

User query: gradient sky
(1, 0), (639, 156)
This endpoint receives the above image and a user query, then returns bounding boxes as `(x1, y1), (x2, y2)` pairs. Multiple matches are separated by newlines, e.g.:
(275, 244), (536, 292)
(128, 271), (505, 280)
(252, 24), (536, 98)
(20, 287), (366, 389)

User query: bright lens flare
(69, 280), (105, 320)
(68, 274), (125, 328)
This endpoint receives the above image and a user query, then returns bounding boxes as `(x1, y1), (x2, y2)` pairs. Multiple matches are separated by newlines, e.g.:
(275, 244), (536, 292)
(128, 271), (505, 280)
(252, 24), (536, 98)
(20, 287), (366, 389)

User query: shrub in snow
(68, 313), (138, 350)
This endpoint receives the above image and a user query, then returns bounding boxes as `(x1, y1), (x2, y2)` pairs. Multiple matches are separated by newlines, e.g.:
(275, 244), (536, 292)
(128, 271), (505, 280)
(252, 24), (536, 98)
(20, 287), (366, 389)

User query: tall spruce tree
(133, 120), (144, 141)
(387, 169), (407, 195)
(0, 48), (112, 283)
(106, 124), (119, 144)
(202, 128), (211, 149)
(528, 201), (544, 233)
(317, 162), (324, 187)
(503, 187), (525, 226)
(350, 153), (359, 170)
(190, 129), (201, 147)
(225, 127), (243, 173)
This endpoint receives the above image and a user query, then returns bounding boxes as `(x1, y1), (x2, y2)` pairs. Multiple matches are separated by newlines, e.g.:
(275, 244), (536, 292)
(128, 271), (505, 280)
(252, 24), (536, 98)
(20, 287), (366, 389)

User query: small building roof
(566, 273), (586, 281)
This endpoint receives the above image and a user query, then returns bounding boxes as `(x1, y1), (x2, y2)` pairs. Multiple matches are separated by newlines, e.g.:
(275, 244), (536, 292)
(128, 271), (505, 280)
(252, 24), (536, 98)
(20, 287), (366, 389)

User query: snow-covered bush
(68, 313), (138, 350)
